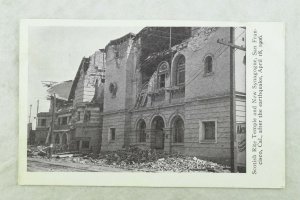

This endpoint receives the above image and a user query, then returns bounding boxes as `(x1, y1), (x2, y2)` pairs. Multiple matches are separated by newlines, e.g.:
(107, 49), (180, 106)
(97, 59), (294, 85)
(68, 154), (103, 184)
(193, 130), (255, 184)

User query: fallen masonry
(28, 146), (231, 173)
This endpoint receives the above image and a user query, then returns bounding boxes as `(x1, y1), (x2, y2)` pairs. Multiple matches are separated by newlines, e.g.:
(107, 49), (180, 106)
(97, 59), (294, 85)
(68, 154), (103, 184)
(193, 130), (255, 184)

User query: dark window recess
(110, 128), (116, 141)
(138, 121), (146, 143)
(173, 118), (184, 143)
(84, 111), (91, 122)
(205, 56), (213, 74)
(82, 141), (90, 149)
(40, 119), (46, 126)
(115, 51), (119, 58)
(204, 121), (215, 140)
(159, 74), (165, 88)
(61, 117), (68, 125)
(176, 56), (185, 85)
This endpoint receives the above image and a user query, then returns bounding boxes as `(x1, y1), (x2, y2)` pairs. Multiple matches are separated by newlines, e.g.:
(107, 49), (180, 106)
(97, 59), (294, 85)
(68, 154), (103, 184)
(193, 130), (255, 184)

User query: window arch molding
(171, 53), (186, 86)
(149, 113), (167, 129)
(202, 53), (214, 75)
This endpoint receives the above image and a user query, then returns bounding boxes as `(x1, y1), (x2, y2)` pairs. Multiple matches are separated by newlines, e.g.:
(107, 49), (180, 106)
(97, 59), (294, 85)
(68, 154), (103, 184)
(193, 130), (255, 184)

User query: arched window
(204, 55), (213, 74)
(176, 56), (185, 85)
(157, 62), (169, 89)
(137, 120), (146, 143)
(173, 117), (184, 143)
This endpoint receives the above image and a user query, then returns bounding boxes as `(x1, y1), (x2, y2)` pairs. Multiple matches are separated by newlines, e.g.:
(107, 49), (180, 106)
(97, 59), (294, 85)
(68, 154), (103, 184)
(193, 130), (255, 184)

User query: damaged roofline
(68, 57), (90, 101)
(104, 32), (136, 51)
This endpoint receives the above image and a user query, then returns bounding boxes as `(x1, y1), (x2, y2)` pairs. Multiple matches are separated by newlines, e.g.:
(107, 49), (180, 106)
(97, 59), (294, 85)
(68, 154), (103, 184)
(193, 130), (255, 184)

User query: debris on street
(28, 146), (230, 173)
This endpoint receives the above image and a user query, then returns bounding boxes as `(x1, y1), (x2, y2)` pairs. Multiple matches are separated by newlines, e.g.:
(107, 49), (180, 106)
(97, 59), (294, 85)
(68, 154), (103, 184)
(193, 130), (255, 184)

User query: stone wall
(101, 112), (126, 151)
(182, 27), (231, 101)
(184, 96), (231, 164)
(100, 27), (244, 165)
(103, 38), (135, 112)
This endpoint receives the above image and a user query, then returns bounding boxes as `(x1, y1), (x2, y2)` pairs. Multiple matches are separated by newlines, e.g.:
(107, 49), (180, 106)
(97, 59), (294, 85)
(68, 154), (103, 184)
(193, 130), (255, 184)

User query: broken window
(157, 62), (169, 89)
(204, 55), (213, 74)
(173, 117), (184, 143)
(110, 128), (116, 141)
(159, 74), (165, 88)
(82, 141), (90, 149)
(176, 55), (185, 85)
(203, 121), (216, 140)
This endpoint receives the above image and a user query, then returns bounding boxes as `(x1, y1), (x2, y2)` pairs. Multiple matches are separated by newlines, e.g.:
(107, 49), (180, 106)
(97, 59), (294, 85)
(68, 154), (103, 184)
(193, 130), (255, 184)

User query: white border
(19, 20), (285, 188)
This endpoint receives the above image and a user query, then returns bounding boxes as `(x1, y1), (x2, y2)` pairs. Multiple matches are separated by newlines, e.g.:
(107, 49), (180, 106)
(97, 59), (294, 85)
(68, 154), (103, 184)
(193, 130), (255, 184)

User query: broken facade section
(34, 50), (105, 154)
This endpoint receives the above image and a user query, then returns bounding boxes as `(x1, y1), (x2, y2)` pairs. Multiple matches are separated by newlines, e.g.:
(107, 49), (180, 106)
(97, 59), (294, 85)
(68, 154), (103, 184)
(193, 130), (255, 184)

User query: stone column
(145, 129), (152, 149)
(163, 128), (172, 153)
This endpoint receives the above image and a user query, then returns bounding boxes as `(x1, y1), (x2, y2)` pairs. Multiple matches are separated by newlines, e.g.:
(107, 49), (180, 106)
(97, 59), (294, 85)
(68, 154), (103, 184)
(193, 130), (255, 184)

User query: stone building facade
(33, 27), (245, 165)
(100, 27), (246, 164)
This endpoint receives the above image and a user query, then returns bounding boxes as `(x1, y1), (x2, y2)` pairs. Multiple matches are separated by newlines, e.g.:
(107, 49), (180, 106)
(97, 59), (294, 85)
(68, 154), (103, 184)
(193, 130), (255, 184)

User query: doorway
(151, 116), (165, 149)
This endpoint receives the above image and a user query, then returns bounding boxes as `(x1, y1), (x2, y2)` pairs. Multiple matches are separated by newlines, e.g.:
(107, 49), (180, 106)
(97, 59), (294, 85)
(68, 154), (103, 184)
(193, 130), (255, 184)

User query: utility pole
(229, 27), (236, 173)
(46, 94), (56, 158)
(168, 27), (173, 104)
(217, 28), (246, 172)
(169, 27), (173, 153)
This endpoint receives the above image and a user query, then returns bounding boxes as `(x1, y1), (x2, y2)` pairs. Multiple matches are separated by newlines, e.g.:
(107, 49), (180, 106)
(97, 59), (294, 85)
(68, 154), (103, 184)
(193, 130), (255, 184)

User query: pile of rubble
(28, 146), (230, 172)
(27, 145), (48, 157)
(97, 146), (230, 172)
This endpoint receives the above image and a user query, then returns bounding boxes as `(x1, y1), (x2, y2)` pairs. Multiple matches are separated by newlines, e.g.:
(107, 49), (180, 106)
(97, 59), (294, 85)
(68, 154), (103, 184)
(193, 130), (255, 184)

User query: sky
(28, 26), (143, 129)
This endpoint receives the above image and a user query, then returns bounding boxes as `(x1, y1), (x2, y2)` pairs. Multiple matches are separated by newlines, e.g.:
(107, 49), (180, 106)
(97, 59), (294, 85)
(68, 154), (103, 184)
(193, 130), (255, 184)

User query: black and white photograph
(25, 24), (246, 173)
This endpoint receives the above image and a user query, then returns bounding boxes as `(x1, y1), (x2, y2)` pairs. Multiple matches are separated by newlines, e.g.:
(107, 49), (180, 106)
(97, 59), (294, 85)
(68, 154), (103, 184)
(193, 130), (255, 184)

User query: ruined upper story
(102, 27), (246, 113)
(68, 50), (105, 107)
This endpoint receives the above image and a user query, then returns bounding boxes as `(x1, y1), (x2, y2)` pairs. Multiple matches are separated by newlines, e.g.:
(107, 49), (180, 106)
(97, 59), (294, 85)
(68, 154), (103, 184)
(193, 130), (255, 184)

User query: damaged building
(101, 27), (246, 165)
(34, 27), (245, 165)
(35, 49), (105, 154)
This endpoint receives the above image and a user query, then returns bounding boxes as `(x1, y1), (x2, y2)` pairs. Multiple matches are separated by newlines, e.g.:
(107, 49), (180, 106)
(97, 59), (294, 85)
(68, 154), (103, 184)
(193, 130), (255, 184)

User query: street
(27, 158), (126, 172)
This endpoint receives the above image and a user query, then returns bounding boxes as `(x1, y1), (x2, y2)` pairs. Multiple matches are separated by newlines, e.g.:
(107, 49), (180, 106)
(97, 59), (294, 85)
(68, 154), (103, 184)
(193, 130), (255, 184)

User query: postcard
(19, 20), (285, 188)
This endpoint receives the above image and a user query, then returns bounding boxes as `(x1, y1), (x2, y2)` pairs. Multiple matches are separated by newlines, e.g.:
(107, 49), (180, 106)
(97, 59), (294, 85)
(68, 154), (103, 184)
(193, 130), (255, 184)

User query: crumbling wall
(73, 50), (105, 106)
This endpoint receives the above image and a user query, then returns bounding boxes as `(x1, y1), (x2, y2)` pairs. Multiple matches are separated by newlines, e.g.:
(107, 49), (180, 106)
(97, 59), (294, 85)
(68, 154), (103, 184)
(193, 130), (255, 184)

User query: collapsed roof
(47, 80), (73, 101)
